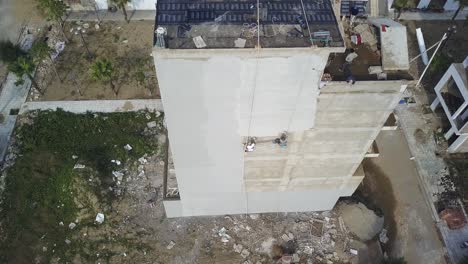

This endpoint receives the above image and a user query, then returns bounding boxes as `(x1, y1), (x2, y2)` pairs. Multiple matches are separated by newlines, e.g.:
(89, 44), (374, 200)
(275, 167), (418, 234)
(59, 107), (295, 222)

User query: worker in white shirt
(345, 49), (358, 63)
(341, 49), (358, 72)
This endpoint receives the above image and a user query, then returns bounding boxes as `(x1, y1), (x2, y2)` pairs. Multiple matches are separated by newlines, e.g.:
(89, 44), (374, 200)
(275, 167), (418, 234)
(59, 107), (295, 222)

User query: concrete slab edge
(19, 99), (164, 114)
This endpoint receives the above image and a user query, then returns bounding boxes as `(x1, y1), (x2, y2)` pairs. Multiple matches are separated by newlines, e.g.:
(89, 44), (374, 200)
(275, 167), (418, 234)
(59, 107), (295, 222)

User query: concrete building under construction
(152, 0), (407, 217)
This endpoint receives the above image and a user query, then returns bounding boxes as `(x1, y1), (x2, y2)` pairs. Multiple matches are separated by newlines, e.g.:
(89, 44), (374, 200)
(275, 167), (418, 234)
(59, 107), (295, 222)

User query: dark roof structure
(154, 0), (344, 49)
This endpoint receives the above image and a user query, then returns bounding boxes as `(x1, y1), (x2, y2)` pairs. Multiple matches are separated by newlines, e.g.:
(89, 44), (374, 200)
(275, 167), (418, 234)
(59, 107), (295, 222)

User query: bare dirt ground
(402, 20), (468, 93)
(33, 21), (160, 101)
(360, 130), (447, 264)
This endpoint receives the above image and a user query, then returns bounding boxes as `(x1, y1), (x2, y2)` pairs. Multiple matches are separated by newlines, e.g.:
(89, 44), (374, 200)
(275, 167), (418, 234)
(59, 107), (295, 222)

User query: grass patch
(0, 109), (163, 263)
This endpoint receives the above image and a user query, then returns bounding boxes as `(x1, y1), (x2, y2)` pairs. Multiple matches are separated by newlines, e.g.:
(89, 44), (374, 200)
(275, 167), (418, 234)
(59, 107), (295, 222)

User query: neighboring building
(152, 0), (407, 217)
(430, 57), (468, 153)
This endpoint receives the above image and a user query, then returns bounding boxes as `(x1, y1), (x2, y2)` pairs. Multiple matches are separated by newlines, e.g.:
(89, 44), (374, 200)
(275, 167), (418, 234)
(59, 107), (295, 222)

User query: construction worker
(340, 49), (358, 72)
(350, 5), (360, 27)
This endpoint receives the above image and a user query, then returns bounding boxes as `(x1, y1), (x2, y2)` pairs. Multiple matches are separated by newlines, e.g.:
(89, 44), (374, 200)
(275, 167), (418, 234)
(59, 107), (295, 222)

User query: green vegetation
(452, 0), (468, 20)
(459, 255), (468, 264)
(430, 53), (454, 74)
(110, 0), (132, 23)
(36, 0), (69, 41)
(7, 55), (41, 91)
(0, 40), (26, 64)
(0, 109), (162, 263)
(90, 58), (118, 95)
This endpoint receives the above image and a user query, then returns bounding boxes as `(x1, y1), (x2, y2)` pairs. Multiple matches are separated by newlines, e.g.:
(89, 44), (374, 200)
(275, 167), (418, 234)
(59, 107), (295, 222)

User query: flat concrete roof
(381, 26), (410, 71)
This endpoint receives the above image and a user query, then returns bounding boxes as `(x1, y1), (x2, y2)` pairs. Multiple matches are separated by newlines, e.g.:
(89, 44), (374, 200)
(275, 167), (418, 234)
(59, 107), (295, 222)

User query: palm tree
(30, 40), (62, 82)
(8, 56), (43, 94)
(0, 41), (26, 64)
(90, 58), (118, 95)
(393, 0), (409, 19)
(36, 0), (69, 42)
(452, 0), (468, 20)
(110, 0), (132, 23)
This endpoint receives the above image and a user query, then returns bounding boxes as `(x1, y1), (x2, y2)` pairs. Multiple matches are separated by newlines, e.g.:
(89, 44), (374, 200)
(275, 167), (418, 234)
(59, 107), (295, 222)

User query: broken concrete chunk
(69, 223), (76, 230)
(193, 36), (207, 48)
(166, 240), (176, 249)
(379, 228), (389, 244)
(111, 160), (121, 165)
(249, 214), (259, 220)
(124, 144), (132, 151)
(72, 155), (78, 159)
(292, 253), (300, 263)
(95, 213), (105, 224)
(218, 227), (231, 243)
(65, 239), (71, 245)
(147, 121), (157, 128)
(112, 171), (124, 181)
(234, 38), (247, 48)
(233, 243), (243, 253)
(59, 221), (64, 226)
(73, 164), (85, 169)
(155, 111), (161, 117)
(349, 248), (358, 255)
(282, 233), (291, 242)
(138, 157), (148, 164)
(240, 249), (250, 258)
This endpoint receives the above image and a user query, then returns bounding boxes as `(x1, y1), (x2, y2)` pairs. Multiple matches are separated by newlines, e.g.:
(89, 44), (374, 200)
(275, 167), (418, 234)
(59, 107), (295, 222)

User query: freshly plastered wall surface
(154, 47), (404, 217)
(154, 48), (333, 216)
(244, 81), (405, 193)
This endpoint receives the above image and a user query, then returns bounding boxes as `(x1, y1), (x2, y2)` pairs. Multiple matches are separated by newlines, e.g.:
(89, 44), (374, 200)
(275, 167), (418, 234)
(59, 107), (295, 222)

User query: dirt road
(363, 130), (446, 263)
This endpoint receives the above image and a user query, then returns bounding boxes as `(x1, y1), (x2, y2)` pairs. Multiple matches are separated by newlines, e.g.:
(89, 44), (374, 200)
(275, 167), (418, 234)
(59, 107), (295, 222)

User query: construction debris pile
(351, 23), (379, 53)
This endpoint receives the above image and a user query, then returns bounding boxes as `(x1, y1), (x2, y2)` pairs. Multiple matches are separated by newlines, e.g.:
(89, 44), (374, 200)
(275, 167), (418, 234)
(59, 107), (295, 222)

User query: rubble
(95, 213), (105, 224)
(73, 164), (85, 169)
(138, 157), (148, 164)
(147, 121), (157, 128)
(234, 243), (243, 253)
(124, 144), (133, 151)
(69, 223), (76, 230)
(241, 249), (250, 258)
(218, 227), (231, 243)
(166, 240), (176, 249)
(379, 228), (389, 244)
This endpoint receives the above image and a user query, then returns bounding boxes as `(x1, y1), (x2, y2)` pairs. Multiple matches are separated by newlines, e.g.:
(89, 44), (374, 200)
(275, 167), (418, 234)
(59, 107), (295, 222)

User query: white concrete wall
(129, 0), (156, 10)
(93, 0), (156, 10)
(245, 81), (404, 193)
(154, 47), (404, 217)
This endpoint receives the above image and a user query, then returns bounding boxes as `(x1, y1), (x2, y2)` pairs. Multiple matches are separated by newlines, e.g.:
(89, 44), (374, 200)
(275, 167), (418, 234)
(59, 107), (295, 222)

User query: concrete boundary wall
(19, 99), (163, 114)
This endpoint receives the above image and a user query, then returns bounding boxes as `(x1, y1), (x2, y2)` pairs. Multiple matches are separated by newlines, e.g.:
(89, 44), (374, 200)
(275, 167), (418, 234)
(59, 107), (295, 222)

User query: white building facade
(153, 0), (406, 217)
